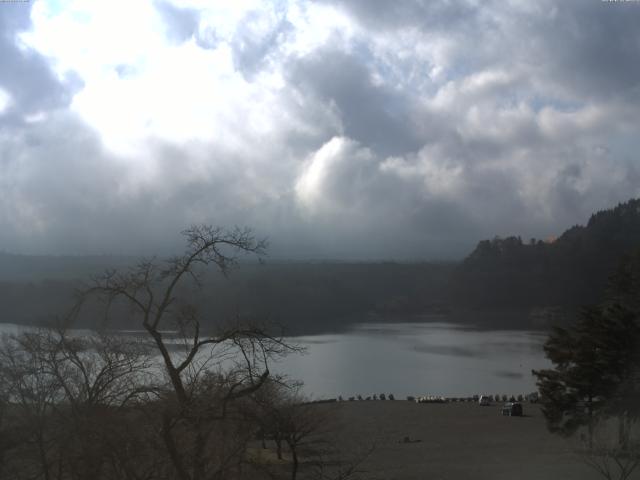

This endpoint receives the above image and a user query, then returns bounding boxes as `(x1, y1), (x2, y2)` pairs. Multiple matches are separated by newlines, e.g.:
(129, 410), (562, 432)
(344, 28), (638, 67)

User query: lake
(0, 320), (550, 400)
(274, 321), (550, 399)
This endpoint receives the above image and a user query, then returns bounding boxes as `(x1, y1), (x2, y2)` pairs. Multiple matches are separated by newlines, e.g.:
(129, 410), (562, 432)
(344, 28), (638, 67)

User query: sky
(0, 0), (639, 259)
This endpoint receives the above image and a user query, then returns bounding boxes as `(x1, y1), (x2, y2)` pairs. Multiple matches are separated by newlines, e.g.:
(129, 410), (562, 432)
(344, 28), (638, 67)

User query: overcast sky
(0, 0), (639, 259)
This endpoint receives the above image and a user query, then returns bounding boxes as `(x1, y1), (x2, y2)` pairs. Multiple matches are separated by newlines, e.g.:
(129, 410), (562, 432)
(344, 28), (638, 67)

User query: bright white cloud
(0, 0), (638, 258)
(295, 136), (375, 213)
(381, 147), (464, 198)
(0, 88), (12, 114)
(20, 0), (354, 158)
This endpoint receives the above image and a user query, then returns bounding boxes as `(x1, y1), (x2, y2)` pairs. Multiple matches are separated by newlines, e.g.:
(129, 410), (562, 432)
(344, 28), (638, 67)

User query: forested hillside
(0, 259), (453, 334)
(451, 198), (640, 314)
(2, 199), (639, 332)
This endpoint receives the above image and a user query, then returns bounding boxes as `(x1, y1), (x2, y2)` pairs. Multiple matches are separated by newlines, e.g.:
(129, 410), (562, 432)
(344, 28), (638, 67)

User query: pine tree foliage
(533, 249), (640, 440)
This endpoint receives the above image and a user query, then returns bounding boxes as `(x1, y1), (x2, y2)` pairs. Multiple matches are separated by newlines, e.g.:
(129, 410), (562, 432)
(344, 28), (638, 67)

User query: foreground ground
(322, 400), (604, 480)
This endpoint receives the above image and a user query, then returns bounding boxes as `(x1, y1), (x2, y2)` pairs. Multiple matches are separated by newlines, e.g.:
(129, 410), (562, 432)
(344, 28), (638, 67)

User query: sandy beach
(325, 400), (603, 480)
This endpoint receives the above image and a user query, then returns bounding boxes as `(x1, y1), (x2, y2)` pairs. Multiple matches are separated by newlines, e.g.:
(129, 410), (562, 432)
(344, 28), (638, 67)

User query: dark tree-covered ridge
(451, 198), (640, 313)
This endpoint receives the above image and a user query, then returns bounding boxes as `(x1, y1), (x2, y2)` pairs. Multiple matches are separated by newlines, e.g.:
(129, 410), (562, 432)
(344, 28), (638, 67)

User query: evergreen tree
(534, 307), (610, 443)
(533, 250), (640, 446)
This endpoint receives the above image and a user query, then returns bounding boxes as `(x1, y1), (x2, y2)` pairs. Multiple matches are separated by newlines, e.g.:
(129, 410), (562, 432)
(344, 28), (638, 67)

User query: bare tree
(73, 225), (300, 480)
(0, 326), (156, 480)
(0, 330), (63, 479)
(578, 417), (640, 480)
(247, 377), (300, 461)
(247, 380), (374, 480)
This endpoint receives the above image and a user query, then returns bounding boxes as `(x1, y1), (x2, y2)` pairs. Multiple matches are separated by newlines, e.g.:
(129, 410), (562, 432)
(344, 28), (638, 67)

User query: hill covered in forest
(450, 198), (640, 320)
(2, 199), (639, 332)
(0, 257), (453, 334)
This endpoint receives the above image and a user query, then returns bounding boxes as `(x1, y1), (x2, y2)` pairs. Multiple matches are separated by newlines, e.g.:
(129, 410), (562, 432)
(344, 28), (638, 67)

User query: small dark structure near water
(501, 402), (523, 416)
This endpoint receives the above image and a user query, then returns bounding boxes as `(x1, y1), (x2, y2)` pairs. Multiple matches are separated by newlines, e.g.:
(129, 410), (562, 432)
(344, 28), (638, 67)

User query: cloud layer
(0, 0), (639, 258)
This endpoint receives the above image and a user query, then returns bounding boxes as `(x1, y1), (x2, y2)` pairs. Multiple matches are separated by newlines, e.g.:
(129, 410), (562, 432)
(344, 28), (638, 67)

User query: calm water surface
(0, 321), (549, 400)
(274, 322), (549, 399)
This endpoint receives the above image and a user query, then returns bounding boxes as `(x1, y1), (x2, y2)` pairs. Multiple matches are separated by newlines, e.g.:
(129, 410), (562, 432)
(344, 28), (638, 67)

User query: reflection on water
(274, 321), (549, 399)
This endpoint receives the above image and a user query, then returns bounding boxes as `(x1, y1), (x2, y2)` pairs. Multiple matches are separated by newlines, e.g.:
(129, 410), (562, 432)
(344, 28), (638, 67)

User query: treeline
(195, 262), (453, 334)
(450, 199), (640, 318)
(3, 198), (640, 332)
(0, 261), (454, 334)
(0, 253), (132, 282)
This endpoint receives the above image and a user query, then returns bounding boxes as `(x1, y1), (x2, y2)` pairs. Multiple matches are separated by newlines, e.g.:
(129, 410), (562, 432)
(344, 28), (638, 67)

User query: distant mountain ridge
(451, 198), (640, 313)
(0, 255), (454, 333)
(0, 252), (134, 283)
(2, 199), (639, 332)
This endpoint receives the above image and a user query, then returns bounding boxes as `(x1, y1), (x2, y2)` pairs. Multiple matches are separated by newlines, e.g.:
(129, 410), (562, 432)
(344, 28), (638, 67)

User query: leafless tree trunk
(72, 225), (300, 480)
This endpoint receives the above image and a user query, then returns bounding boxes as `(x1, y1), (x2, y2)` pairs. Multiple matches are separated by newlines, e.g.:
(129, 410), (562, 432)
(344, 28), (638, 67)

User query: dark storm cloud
(0, 115), (263, 255)
(524, 1), (640, 100)
(0, 3), (81, 122)
(0, 113), (122, 252)
(286, 47), (423, 156)
(321, 0), (640, 98)
(313, 0), (485, 32)
(500, 1), (640, 102)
